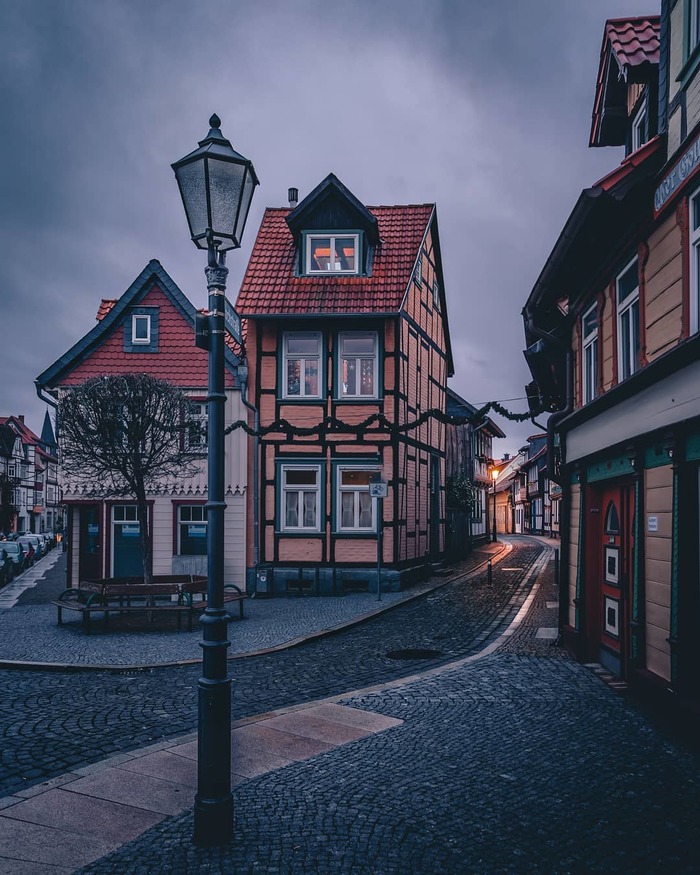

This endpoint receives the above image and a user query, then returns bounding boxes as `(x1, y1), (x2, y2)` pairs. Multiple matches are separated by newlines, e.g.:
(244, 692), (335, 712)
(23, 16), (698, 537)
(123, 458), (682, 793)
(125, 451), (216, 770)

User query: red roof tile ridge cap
(605, 15), (660, 26)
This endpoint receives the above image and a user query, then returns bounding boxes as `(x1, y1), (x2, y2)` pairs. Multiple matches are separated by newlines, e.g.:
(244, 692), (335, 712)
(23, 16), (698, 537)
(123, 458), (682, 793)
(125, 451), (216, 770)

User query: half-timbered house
(236, 175), (453, 594)
(524, 9), (700, 710)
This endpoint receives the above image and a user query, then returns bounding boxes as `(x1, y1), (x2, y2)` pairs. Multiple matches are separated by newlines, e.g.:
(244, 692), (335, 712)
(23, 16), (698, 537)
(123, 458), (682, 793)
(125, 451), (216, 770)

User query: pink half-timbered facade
(236, 175), (453, 594)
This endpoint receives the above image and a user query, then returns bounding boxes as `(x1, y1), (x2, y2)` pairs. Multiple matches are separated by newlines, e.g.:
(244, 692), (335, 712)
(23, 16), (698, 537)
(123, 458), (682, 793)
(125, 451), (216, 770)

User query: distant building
(0, 414), (61, 534)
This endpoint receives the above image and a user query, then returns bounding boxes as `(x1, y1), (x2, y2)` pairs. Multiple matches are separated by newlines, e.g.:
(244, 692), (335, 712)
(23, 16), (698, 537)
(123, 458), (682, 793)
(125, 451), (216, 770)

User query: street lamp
(172, 115), (258, 847)
(491, 467), (498, 542)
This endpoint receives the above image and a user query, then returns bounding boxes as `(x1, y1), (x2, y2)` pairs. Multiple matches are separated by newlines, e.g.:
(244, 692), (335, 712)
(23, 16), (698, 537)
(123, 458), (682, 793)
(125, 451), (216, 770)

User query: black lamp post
(172, 115), (258, 847)
(491, 467), (498, 543)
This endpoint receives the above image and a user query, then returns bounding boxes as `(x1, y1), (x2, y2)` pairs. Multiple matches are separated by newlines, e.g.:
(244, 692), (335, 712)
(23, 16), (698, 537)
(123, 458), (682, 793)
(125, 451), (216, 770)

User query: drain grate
(386, 648), (443, 661)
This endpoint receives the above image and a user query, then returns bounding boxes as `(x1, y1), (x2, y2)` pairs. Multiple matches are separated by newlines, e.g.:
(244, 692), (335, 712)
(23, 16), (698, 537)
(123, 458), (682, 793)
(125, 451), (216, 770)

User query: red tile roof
(590, 16), (660, 148)
(605, 16), (660, 69)
(96, 299), (117, 321)
(63, 284), (235, 388)
(236, 204), (434, 317)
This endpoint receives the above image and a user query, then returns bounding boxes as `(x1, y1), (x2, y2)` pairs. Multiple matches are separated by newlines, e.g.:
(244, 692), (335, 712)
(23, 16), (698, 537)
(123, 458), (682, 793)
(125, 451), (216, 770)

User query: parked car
(0, 550), (12, 586)
(16, 538), (36, 566)
(1, 541), (27, 574)
(36, 533), (51, 552)
(23, 534), (43, 558)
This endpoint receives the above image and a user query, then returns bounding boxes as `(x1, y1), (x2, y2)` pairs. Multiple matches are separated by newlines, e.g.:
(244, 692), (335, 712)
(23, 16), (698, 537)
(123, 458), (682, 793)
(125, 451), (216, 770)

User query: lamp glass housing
(172, 116), (258, 252)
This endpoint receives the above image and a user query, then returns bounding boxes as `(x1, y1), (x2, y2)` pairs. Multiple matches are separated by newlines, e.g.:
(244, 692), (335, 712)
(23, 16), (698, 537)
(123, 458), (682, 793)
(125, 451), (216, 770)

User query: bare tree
(57, 374), (200, 584)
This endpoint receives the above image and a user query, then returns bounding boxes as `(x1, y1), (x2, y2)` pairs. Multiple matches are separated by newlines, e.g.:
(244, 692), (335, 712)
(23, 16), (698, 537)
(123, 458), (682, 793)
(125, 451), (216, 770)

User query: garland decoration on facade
(225, 401), (535, 439)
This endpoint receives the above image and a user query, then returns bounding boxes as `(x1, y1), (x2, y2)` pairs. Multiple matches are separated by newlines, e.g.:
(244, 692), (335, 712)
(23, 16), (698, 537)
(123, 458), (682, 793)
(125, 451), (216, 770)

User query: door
(78, 505), (102, 581)
(112, 504), (143, 577)
(588, 482), (635, 677)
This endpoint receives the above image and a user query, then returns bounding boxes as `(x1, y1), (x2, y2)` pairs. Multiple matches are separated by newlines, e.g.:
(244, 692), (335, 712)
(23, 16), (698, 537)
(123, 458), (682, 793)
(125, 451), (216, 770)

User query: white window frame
(581, 303), (599, 405)
(338, 331), (379, 399)
(336, 466), (380, 533)
(282, 332), (322, 399)
(280, 465), (321, 532)
(432, 278), (440, 309)
(177, 504), (207, 555)
(185, 400), (208, 450)
(690, 187), (700, 335)
(616, 257), (640, 382)
(631, 99), (647, 152)
(305, 233), (359, 275)
(132, 314), (151, 345)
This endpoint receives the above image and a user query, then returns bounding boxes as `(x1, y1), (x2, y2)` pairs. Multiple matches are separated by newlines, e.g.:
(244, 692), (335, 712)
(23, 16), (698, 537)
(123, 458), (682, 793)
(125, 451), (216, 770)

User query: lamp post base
(193, 794), (233, 847)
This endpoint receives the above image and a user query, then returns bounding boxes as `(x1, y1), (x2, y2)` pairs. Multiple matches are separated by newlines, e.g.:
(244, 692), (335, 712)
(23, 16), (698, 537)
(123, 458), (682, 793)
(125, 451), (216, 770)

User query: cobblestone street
(1, 539), (699, 872)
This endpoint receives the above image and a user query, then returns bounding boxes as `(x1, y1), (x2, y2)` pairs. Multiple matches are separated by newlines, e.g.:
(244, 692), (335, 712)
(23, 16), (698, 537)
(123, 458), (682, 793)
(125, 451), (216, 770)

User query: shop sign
(654, 135), (700, 213)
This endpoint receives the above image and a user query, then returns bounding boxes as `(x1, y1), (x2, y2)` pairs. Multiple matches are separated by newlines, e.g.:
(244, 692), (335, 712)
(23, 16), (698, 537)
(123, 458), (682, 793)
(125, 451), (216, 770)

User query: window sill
(334, 530), (378, 537)
(277, 530), (323, 537)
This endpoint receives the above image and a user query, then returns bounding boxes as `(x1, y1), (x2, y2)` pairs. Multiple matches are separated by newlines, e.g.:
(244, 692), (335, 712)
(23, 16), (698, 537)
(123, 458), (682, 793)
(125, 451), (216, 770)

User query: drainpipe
(239, 367), (260, 578)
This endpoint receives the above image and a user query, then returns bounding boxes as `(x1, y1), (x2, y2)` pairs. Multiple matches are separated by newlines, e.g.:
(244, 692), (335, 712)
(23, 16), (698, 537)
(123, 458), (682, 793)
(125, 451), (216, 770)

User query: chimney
(503, 453), (510, 461)
(18, 415), (24, 424)
(288, 187), (298, 208)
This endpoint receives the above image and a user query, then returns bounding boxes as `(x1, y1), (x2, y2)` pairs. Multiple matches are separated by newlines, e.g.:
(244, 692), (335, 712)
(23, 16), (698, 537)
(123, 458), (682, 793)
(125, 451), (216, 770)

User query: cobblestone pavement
(77, 576), (700, 873)
(0, 540), (541, 798)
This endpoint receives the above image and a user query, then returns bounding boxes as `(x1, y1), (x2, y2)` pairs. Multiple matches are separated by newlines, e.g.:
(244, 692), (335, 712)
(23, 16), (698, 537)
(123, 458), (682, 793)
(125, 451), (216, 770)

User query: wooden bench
(179, 580), (245, 631)
(53, 575), (245, 634)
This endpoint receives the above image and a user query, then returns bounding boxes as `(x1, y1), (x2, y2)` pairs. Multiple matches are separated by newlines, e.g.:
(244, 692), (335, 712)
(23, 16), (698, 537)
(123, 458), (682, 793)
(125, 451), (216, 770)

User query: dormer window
(132, 314), (151, 344)
(305, 233), (359, 274)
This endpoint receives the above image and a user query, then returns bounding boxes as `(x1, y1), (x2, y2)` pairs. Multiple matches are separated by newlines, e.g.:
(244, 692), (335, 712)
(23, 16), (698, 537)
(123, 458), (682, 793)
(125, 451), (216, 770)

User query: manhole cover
(386, 648), (443, 660)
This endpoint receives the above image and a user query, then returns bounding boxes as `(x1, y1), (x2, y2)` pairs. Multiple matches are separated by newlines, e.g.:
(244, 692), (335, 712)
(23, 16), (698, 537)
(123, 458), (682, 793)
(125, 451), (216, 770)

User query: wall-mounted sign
(87, 524), (99, 535)
(188, 525), (206, 538)
(647, 515), (658, 533)
(121, 525), (140, 537)
(654, 135), (700, 214)
(369, 481), (388, 498)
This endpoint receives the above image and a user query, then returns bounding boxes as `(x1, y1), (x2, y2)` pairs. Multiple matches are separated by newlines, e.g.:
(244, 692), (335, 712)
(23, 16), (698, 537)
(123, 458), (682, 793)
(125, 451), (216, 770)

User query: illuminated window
(337, 467), (378, 531)
(283, 333), (322, 398)
(338, 332), (378, 398)
(305, 234), (359, 274)
(281, 466), (321, 531)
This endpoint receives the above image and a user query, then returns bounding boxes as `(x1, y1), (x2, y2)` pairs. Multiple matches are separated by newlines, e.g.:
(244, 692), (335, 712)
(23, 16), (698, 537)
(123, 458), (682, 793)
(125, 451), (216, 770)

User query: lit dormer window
(305, 233), (359, 274)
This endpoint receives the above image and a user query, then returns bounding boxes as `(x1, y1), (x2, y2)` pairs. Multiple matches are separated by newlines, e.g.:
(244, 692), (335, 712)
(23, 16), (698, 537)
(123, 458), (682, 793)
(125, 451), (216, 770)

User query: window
(414, 259), (422, 286)
(185, 401), (208, 450)
(132, 314), (151, 344)
(631, 99), (647, 152)
(113, 505), (139, 523)
(280, 465), (321, 531)
(178, 505), (207, 555)
(604, 501), (620, 535)
(338, 331), (378, 398)
(283, 332), (322, 398)
(432, 279), (440, 309)
(8, 464), (15, 478)
(581, 303), (599, 404)
(690, 188), (700, 334)
(616, 258), (640, 381)
(690, 0), (700, 57)
(337, 467), (378, 532)
(305, 234), (359, 274)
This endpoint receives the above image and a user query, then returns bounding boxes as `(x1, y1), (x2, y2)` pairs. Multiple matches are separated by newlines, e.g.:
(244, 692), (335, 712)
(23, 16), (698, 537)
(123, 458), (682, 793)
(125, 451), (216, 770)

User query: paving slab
(63, 768), (192, 816)
(308, 702), (403, 732)
(0, 787), (162, 843)
(261, 709), (375, 744)
(0, 815), (113, 871)
(535, 626), (558, 640)
(117, 750), (198, 788)
(231, 723), (337, 761)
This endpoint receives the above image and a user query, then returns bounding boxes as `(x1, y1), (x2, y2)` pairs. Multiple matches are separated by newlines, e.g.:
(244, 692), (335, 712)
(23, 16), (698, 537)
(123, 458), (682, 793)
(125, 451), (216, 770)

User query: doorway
(584, 481), (635, 677)
(78, 505), (102, 581)
(111, 504), (143, 577)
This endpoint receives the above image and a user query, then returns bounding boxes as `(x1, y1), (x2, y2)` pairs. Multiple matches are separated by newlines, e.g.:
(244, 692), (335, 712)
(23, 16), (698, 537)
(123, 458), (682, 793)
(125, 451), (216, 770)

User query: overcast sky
(0, 0), (654, 455)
